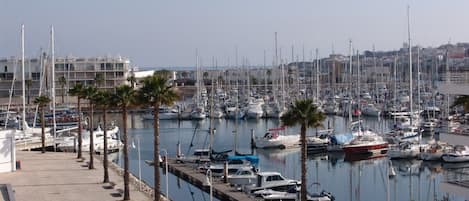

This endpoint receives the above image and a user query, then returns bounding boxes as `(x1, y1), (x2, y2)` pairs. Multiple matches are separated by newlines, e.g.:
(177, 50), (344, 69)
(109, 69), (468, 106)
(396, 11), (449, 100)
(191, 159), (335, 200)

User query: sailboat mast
(315, 49), (319, 101)
(348, 40), (353, 123)
(407, 5), (414, 127)
(21, 24), (26, 130)
(51, 26), (57, 151)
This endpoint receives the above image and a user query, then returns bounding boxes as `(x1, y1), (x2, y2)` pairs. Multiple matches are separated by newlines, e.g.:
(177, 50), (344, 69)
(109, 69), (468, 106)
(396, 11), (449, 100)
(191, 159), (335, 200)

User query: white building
(0, 56), (131, 98)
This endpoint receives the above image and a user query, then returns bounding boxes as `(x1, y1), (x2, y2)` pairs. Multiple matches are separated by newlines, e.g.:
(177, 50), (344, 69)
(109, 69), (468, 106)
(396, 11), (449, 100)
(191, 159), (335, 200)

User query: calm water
(103, 113), (468, 201)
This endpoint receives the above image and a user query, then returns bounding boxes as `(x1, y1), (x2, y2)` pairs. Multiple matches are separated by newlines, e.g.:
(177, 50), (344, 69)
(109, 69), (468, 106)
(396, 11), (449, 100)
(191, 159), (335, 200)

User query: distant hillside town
(0, 42), (469, 99)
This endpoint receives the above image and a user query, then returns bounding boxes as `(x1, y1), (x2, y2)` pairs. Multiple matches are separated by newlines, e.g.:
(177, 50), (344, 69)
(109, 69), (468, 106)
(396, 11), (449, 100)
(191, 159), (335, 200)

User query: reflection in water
(101, 113), (469, 201)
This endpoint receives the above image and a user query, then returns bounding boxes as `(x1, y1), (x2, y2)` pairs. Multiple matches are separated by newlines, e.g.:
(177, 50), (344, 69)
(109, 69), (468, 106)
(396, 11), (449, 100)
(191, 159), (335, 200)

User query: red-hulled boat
(343, 134), (388, 156)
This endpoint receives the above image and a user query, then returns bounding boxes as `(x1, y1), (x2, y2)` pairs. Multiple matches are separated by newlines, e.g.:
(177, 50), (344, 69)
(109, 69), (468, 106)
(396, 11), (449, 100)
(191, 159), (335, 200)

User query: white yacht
(254, 127), (299, 149)
(57, 125), (121, 153)
(244, 172), (300, 195)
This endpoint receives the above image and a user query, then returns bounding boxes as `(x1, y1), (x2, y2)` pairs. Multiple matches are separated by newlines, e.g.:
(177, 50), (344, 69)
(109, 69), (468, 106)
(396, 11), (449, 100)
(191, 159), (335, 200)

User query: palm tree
(114, 85), (135, 201)
(280, 99), (325, 201)
(69, 83), (86, 159)
(34, 95), (51, 154)
(137, 72), (180, 201)
(58, 76), (67, 104)
(83, 86), (98, 169)
(93, 90), (113, 183)
(127, 75), (137, 89)
(451, 95), (469, 113)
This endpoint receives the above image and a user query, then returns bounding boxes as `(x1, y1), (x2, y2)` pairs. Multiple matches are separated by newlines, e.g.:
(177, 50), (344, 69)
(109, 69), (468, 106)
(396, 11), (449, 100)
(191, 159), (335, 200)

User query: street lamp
(161, 149), (169, 199)
(204, 169), (213, 201)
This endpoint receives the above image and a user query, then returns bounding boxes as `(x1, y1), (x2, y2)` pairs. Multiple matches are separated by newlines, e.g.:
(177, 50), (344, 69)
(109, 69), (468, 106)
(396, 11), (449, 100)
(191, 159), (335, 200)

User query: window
(4, 66), (7, 72)
(32, 72), (41, 80)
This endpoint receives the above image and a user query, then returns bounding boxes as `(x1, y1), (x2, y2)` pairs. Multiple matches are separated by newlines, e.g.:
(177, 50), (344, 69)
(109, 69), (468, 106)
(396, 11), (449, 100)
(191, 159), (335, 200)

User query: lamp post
(161, 148), (169, 199)
(136, 135), (141, 191)
(204, 169), (213, 201)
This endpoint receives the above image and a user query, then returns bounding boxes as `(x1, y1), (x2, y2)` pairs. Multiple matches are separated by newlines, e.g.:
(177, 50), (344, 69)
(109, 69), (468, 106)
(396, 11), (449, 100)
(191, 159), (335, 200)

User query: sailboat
(190, 51), (207, 120)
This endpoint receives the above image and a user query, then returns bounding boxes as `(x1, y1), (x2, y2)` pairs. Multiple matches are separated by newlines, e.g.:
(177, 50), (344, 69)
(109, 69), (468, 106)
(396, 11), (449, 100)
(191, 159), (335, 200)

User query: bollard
(223, 161), (228, 183)
(16, 160), (21, 170)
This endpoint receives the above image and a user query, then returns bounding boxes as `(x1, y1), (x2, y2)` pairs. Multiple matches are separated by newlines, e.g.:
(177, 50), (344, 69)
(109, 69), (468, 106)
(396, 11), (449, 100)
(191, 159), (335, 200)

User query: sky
(1, 0), (469, 68)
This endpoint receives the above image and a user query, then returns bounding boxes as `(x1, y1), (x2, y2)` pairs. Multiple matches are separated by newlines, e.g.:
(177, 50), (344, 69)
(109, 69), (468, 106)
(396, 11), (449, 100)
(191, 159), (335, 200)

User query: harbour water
(106, 113), (468, 201)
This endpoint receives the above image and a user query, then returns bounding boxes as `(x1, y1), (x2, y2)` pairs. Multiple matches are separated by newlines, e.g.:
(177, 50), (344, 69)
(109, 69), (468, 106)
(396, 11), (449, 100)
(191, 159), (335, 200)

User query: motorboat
(243, 172), (300, 195)
(259, 186), (334, 201)
(442, 145), (469, 163)
(254, 127), (299, 149)
(226, 166), (257, 186)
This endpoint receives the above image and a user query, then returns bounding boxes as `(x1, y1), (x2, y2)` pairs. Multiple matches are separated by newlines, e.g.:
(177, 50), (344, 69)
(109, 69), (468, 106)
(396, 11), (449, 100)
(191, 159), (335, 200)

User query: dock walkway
(0, 151), (152, 201)
(166, 159), (256, 201)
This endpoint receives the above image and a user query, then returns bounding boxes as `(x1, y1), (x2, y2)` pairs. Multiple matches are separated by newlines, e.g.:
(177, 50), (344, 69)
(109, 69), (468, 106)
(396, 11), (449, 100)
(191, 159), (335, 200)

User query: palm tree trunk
(41, 106), (46, 154)
(77, 98), (83, 159)
(154, 103), (161, 201)
(103, 107), (109, 183)
(89, 103), (94, 169)
(300, 124), (307, 201)
(123, 106), (130, 200)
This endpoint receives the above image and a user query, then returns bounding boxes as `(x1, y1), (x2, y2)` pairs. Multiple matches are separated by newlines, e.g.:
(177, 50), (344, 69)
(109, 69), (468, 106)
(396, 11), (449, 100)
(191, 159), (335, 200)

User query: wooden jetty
(164, 159), (256, 201)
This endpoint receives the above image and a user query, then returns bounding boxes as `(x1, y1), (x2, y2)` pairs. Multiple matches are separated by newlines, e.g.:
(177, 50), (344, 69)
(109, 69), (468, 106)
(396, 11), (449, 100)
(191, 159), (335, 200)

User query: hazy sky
(1, 0), (468, 68)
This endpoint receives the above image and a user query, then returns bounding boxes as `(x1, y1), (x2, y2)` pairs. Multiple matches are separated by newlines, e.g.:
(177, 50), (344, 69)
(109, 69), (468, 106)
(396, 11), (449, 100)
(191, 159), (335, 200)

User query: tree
(26, 79), (32, 105)
(126, 75), (137, 89)
(83, 86), (98, 169)
(280, 99), (325, 201)
(69, 83), (86, 159)
(58, 76), (67, 104)
(93, 90), (113, 183)
(451, 95), (469, 113)
(114, 85), (135, 201)
(137, 72), (180, 201)
(34, 95), (51, 154)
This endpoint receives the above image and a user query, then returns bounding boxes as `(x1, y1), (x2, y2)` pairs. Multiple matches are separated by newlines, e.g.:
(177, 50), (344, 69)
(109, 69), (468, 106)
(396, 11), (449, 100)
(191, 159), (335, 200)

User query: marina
(101, 113), (468, 201)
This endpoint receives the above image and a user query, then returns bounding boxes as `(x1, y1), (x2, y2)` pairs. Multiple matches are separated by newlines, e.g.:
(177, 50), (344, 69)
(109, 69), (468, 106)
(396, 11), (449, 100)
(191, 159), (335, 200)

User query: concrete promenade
(0, 151), (152, 201)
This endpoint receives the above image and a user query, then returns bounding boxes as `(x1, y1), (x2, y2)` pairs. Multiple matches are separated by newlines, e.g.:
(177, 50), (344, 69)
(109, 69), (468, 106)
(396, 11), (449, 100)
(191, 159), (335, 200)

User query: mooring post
(250, 129), (255, 154)
(223, 161), (228, 183)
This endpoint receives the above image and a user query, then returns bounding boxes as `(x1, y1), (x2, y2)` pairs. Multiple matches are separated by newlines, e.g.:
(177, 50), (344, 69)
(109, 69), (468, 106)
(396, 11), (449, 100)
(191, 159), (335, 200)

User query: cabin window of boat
(240, 171), (251, 175)
(266, 175), (284, 181)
